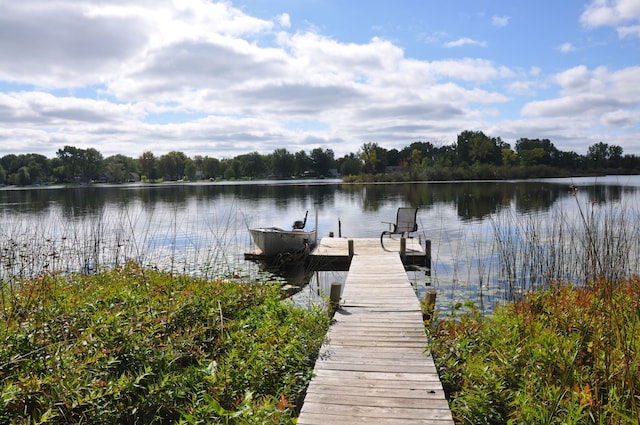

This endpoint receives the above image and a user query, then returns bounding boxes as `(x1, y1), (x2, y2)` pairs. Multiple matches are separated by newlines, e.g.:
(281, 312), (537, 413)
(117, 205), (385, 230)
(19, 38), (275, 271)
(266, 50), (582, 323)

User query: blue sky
(0, 0), (638, 159)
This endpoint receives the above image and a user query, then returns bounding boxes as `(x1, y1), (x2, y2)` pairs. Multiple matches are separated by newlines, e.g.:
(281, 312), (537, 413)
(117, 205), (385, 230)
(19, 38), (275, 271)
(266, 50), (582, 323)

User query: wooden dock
(308, 237), (429, 271)
(297, 241), (454, 424)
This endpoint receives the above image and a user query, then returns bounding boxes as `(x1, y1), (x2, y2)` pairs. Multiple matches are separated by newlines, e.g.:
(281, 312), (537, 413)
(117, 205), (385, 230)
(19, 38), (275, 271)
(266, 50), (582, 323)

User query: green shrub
(429, 278), (640, 424)
(0, 262), (330, 424)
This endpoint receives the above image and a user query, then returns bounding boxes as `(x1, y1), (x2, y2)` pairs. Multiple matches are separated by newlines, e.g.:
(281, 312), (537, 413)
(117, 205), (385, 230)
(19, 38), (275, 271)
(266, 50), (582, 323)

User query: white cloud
(491, 15), (510, 27)
(581, 0), (640, 37)
(0, 1), (150, 87)
(618, 24), (640, 37)
(0, 1), (638, 158)
(507, 81), (536, 96)
(559, 42), (576, 53)
(522, 65), (640, 117)
(601, 109), (639, 127)
(428, 58), (512, 82)
(443, 37), (488, 48)
(277, 13), (291, 28)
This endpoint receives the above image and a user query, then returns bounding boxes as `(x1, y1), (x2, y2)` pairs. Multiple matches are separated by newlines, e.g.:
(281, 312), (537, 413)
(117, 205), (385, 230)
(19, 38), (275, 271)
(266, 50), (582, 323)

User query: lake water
(2, 175), (640, 314)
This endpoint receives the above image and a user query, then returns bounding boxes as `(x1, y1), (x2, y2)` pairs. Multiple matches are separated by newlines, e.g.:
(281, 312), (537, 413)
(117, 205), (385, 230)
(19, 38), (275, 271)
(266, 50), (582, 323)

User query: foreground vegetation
(0, 262), (331, 424)
(429, 278), (640, 424)
(429, 195), (640, 424)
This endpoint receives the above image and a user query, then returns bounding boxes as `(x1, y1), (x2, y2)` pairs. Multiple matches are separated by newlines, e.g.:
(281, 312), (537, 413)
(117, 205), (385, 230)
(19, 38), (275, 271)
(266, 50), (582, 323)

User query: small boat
(249, 211), (317, 257)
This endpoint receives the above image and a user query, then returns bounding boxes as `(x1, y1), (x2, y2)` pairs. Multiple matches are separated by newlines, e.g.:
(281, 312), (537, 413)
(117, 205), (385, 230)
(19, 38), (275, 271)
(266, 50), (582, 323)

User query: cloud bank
(0, 0), (638, 159)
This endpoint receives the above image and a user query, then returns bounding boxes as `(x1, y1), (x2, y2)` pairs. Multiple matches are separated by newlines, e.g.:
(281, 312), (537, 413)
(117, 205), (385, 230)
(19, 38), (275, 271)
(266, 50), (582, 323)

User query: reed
(0, 204), (261, 321)
(429, 192), (640, 424)
(0, 204), (330, 423)
(492, 191), (640, 296)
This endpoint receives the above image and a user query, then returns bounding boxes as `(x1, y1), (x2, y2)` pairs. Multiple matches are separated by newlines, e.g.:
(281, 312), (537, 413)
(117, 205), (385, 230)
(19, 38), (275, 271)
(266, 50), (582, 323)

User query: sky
(0, 0), (639, 160)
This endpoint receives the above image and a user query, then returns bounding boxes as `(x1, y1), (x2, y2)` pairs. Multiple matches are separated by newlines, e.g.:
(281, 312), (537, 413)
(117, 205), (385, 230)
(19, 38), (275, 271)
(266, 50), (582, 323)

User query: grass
(0, 261), (331, 424)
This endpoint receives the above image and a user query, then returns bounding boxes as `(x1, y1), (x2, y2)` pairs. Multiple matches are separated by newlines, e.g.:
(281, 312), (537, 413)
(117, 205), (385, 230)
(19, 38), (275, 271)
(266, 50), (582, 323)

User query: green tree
(82, 148), (104, 182)
(269, 148), (295, 178)
(56, 146), (103, 183)
(237, 152), (266, 179)
(294, 150), (312, 176)
(158, 151), (187, 180)
(586, 142), (624, 169)
(21, 153), (50, 184)
(203, 156), (220, 179)
(17, 166), (31, 185)
(338, 153), (362, 176)
(0, 154), (19, 176)
(400, 141), (436, 166)
(515, 138), (560, 166)
(310, 147), (335, 177)
(502, 148), (518, 166)
(103, 154), (137, 183)
(469, 132), (503, 165)
(56, 146), (82, 182)
(360, 142), (382, 174)
(139, 151), (158, 181)
(408, 149), (423, 179)
(454, 131), (474, 166)
(184, 158), (197, 181)
(608, 145), (623, 168)
(387, 148), (401, 167)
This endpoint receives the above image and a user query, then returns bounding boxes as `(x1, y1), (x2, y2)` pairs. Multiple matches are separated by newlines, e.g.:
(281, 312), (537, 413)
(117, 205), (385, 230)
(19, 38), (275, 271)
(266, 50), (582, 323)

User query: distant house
(127, 172), (140, 182)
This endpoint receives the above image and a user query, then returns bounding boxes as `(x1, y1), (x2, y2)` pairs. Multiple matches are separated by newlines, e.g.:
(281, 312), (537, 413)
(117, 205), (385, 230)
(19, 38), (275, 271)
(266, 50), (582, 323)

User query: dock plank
(308, 237), (428, 270)
(297, 243), (453, 424)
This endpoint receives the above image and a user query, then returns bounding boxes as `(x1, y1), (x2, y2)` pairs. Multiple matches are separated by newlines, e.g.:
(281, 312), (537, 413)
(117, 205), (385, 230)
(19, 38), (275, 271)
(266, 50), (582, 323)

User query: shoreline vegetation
(1, 262), (331, 424)
(2, 178), (640, 422)
(1, 133), (640, 186)
(427, 196), (640, 424)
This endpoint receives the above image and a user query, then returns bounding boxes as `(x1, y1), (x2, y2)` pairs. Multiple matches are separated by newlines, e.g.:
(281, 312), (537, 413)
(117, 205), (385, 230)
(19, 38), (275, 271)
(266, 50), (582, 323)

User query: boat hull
(249, 227), (317, 256)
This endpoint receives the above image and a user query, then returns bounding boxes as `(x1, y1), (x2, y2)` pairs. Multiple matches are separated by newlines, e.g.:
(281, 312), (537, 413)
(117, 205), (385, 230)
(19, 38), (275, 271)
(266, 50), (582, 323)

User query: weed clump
(0, 261), (330, 424)
(428, 278), (640, 424)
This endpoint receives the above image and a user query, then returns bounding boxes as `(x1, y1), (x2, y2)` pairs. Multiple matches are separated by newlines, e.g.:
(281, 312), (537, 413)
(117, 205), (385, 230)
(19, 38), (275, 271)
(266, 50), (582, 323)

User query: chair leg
(380, 232), (391, 251)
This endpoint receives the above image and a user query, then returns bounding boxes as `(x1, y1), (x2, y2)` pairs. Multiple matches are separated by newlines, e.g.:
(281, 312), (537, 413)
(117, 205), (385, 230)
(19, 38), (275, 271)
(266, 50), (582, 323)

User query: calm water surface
(2, 175), (640, 313)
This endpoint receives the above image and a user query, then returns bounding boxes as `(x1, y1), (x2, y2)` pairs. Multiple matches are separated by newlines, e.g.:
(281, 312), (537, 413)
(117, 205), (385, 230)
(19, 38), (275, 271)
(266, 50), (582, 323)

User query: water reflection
(2, 176), (640, 314)
(4, 178), (637, 221)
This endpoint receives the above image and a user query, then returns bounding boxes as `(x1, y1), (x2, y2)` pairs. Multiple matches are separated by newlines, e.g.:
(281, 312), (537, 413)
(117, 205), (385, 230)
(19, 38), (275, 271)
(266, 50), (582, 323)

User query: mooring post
(425, 239), (432, 277)
(400, 237), (406, 261)
(348, 239), (354, 260)
(422, 287), (437, 321)
(329, 282), (342, 310)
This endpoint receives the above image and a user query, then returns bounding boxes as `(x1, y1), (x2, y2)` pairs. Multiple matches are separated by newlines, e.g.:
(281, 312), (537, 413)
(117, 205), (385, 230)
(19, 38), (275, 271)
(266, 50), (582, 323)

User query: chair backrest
(395, 207), (418, 233)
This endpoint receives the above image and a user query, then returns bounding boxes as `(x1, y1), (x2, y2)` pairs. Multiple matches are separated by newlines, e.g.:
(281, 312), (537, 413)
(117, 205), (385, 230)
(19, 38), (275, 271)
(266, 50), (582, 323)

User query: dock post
(400, 237), (406, 262)
(348, 239), (354, 261)
(329, 282), (342, 310)
(425, 239), (432, 277)
(422, 287), (437, 321)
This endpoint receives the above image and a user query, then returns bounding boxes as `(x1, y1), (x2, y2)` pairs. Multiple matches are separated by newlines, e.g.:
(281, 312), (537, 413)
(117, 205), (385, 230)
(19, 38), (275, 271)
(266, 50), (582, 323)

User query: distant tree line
(0, 130), (638, 186)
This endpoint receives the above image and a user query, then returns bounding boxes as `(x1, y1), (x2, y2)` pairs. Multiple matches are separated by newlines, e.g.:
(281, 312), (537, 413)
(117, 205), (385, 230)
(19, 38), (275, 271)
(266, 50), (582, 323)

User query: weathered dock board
(308, 237), (428, 270)
(297, 248), (454, 424)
